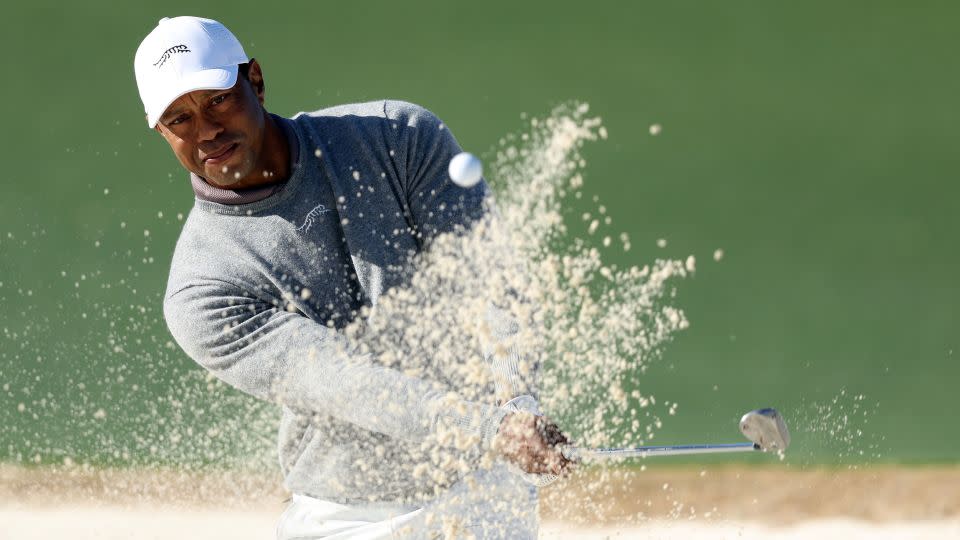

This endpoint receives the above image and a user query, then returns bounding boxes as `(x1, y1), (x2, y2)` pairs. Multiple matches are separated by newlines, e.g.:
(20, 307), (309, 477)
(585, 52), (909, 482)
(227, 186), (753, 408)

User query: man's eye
(169, 115), (188, 126)
(211, 93), (229, 106)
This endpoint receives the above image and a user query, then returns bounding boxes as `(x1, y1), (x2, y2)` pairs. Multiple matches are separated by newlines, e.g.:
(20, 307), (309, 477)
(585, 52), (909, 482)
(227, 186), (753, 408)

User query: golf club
(562, 408), (790, 461)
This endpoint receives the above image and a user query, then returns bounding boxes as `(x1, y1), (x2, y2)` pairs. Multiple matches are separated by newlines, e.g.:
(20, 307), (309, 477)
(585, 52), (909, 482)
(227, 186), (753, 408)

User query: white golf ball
(448, 152), (483, 188)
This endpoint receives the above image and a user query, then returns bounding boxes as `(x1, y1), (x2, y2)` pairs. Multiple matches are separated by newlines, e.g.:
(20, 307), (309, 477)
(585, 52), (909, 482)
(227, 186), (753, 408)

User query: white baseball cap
(134, 16), (249, 128)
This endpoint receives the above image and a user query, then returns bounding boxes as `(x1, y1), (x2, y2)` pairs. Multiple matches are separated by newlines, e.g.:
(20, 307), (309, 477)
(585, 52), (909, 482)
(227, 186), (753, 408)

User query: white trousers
(276, 465), (538, 539)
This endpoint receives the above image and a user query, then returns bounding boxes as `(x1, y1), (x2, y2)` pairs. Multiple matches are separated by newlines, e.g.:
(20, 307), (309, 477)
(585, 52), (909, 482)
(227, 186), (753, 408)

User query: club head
(739, 408), (790, 452)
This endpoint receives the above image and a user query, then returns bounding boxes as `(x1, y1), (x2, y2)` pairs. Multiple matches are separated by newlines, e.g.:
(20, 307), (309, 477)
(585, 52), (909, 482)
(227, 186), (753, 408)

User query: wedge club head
(739, 408), (791, 452)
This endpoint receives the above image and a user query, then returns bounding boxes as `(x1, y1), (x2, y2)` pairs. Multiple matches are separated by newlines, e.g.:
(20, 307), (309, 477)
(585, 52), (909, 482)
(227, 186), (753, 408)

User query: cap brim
(146, 66), (239, 128)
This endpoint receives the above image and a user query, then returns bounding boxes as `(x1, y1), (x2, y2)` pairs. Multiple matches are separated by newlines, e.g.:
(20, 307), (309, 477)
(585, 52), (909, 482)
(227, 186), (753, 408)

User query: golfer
(134, 16), (570, 539)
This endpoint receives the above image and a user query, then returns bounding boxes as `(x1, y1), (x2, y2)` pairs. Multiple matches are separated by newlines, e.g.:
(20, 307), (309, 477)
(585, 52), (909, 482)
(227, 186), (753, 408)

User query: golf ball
(448, 152), (483, 188)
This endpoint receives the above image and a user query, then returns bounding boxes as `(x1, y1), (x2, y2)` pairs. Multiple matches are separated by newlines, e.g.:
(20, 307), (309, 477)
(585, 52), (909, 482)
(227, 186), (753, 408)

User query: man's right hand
(493, 412), (574, 477)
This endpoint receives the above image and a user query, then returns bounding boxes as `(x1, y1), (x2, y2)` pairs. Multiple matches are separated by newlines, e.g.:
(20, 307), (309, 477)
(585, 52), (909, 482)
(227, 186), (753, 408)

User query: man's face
(154, 60), (267, 187)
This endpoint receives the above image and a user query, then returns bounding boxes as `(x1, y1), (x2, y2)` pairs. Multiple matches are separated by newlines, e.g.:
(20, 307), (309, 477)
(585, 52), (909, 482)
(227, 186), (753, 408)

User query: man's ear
(247, 58), (266, 105)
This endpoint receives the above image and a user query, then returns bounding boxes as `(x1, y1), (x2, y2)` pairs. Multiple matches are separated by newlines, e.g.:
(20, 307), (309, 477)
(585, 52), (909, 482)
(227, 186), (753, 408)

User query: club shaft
(565, 442), (759, 461)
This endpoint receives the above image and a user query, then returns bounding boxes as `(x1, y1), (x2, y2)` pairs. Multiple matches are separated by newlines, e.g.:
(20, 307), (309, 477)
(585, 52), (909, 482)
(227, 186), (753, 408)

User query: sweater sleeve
(163, 280), (507, 449)
(384, 101), (540, 404)
(384, 100), (488, 245)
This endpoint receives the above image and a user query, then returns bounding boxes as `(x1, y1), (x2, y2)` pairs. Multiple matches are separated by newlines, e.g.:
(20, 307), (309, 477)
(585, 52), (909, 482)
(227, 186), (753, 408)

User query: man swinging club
(134, 16), (571, 539)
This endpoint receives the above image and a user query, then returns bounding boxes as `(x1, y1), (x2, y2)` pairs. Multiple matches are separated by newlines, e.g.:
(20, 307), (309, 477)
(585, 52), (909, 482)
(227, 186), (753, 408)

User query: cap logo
(153, 44), (191, 68)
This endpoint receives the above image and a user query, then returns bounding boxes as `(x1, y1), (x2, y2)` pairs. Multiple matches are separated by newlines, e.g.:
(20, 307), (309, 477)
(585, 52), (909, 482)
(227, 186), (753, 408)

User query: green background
(1, 1), (957, 467)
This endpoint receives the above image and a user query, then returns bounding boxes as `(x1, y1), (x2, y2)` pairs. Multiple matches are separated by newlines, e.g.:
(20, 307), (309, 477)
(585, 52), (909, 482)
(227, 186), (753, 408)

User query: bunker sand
(2, 465), (957, 539)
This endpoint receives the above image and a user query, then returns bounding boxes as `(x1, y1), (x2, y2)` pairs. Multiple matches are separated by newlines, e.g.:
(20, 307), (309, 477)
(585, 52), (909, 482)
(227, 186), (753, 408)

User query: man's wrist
(483, 407), (511, 449)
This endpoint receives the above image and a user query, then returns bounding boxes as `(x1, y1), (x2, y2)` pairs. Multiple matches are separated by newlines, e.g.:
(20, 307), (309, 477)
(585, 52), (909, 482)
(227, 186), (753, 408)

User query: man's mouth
(202, 143), (239, 164)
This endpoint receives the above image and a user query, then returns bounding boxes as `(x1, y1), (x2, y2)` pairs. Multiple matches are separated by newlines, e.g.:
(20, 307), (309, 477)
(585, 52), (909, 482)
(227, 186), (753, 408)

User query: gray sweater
(163, 100), (525, 503)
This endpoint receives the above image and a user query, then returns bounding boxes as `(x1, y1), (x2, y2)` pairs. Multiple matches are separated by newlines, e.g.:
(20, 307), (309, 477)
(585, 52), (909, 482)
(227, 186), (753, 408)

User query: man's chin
(202, 165), (252, 188)
(204, 174), (242, 188)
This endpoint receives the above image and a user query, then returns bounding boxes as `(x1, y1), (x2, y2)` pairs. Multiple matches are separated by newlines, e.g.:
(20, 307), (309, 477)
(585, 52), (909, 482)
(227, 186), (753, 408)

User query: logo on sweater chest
(296, 204), (334, 233)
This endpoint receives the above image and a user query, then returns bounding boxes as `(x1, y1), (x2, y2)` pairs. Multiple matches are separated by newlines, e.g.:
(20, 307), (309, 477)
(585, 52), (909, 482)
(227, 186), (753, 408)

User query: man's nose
(196, 112), (224, 142)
